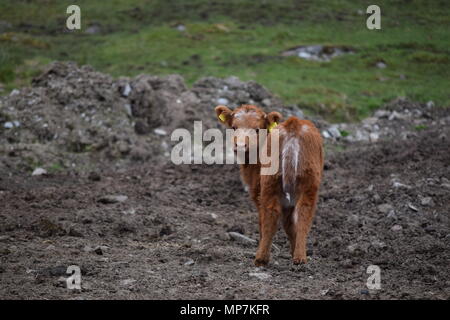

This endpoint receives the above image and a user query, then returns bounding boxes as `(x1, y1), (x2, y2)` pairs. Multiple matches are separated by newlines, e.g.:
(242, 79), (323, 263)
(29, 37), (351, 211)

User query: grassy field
(0, 0), (449, 121)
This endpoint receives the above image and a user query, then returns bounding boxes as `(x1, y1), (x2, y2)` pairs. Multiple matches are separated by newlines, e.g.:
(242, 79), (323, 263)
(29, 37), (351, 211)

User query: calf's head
(215, 104), (282, 153)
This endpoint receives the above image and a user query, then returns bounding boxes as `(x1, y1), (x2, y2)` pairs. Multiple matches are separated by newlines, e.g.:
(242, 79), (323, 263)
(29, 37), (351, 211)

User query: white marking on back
(281, 135), (300, 207)
(282, 136), (299, 187)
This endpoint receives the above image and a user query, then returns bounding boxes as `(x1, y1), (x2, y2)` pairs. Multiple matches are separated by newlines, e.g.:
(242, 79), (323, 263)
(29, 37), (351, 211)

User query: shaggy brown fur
(216, 104), (323, 265)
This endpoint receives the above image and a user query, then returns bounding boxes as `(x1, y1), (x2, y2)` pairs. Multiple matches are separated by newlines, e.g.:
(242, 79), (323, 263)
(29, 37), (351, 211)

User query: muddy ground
(0, 65), (449, 300)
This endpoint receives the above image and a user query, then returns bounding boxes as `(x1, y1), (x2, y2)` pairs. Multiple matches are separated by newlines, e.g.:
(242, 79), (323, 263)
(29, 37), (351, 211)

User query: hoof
(292, 257), (307, 265)
(254, 258), (269, 267)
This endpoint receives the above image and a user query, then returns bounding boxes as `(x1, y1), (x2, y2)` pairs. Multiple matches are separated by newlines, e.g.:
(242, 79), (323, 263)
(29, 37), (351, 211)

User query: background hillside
(0, 0), (449, 121)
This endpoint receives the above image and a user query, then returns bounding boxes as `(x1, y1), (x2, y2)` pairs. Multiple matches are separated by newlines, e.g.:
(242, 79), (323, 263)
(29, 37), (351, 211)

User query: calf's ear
(215, 105), (233, 127)
(266, 111), (282, 126)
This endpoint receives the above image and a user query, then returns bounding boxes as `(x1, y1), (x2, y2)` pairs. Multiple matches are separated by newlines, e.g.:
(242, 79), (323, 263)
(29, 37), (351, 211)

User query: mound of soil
(0, 63), (448, 299)
(0, 62), (298, 173)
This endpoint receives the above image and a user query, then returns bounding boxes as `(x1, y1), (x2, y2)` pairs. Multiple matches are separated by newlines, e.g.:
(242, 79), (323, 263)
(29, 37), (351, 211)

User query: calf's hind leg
(281, 207), (296, 256)
(292, 182), (319, 264)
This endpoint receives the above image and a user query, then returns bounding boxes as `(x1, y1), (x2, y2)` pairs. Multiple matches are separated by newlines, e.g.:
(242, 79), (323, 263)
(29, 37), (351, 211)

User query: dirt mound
(1, 62), (299, 173)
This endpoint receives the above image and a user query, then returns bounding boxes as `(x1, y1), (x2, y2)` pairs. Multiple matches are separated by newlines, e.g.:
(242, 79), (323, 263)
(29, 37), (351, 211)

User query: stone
(122, 83), (132, 97)
(248, 272), (271, 280)
(32, 167), (47, 176)
(378, 203), (394, 214)
(120, 279), (136, 286)
(228, 232), (257, 246)
(184, 259), (195, 266)
(374, 110), (390, 118)
(420, 196), (433, 206)
(98, 195), (128, 204)
(327, 125), (341, 138)
(217, 98), (229, 105)
(153, 128), (167, 136)
(408, 203), (418, 212)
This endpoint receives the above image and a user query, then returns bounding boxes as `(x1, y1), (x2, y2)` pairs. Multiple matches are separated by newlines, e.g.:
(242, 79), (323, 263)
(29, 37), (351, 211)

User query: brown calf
(215, 104), (323, 266)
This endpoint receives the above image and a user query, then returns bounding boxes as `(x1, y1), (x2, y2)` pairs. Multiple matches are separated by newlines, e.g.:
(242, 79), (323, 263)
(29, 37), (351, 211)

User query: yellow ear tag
(219, 113), (226, 122)
(268, 122), (278, 133)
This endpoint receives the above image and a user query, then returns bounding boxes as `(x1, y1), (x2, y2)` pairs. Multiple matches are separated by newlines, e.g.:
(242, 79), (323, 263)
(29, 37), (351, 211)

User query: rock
(176, 24), (186, 32)
(321, 130), (331, 139)
(360, 289), (369, 295)
(85, 25), (101, 34)
(389, 111), (408, 121)
(378, 203), (394, 214)
(93, 245), (108, 255)
(217, 98), (229, 105)
(347, 243), (359, 254)
(228, 232), (257, 246)
(32, 167), (47, 176)
(426, 101), (435, 108)
(374, 110), (390, 118)
(210, 213), (218, 220)
(371, 240), (386, 249)
(262, 98), (271, 107)
(153, 128), (167, 136)
(122, 83), (132, 97)
(369, 132), (379, 142)
(120, 279), (136, 286)
(248, 272), (271, 280)
(38, 265), (68, 277)
(123, 104), (132, 116)
(184, 259), (195, 266)
(391, 225), (403, 232)
(420, 196), (433, 206)
(387, 210), (397, 219)
(320, 289), (330, 296)
(98, 195), (128, 204)
(327, 125), (341, 138)
(3, 120), (20, 129)
(392, 181), (412, 189)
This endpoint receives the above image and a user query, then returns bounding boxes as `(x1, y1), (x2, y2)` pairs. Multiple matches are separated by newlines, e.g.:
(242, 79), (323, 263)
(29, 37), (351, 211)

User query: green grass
(0, 0), (449, 121)
(414, 124), (428, 131)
